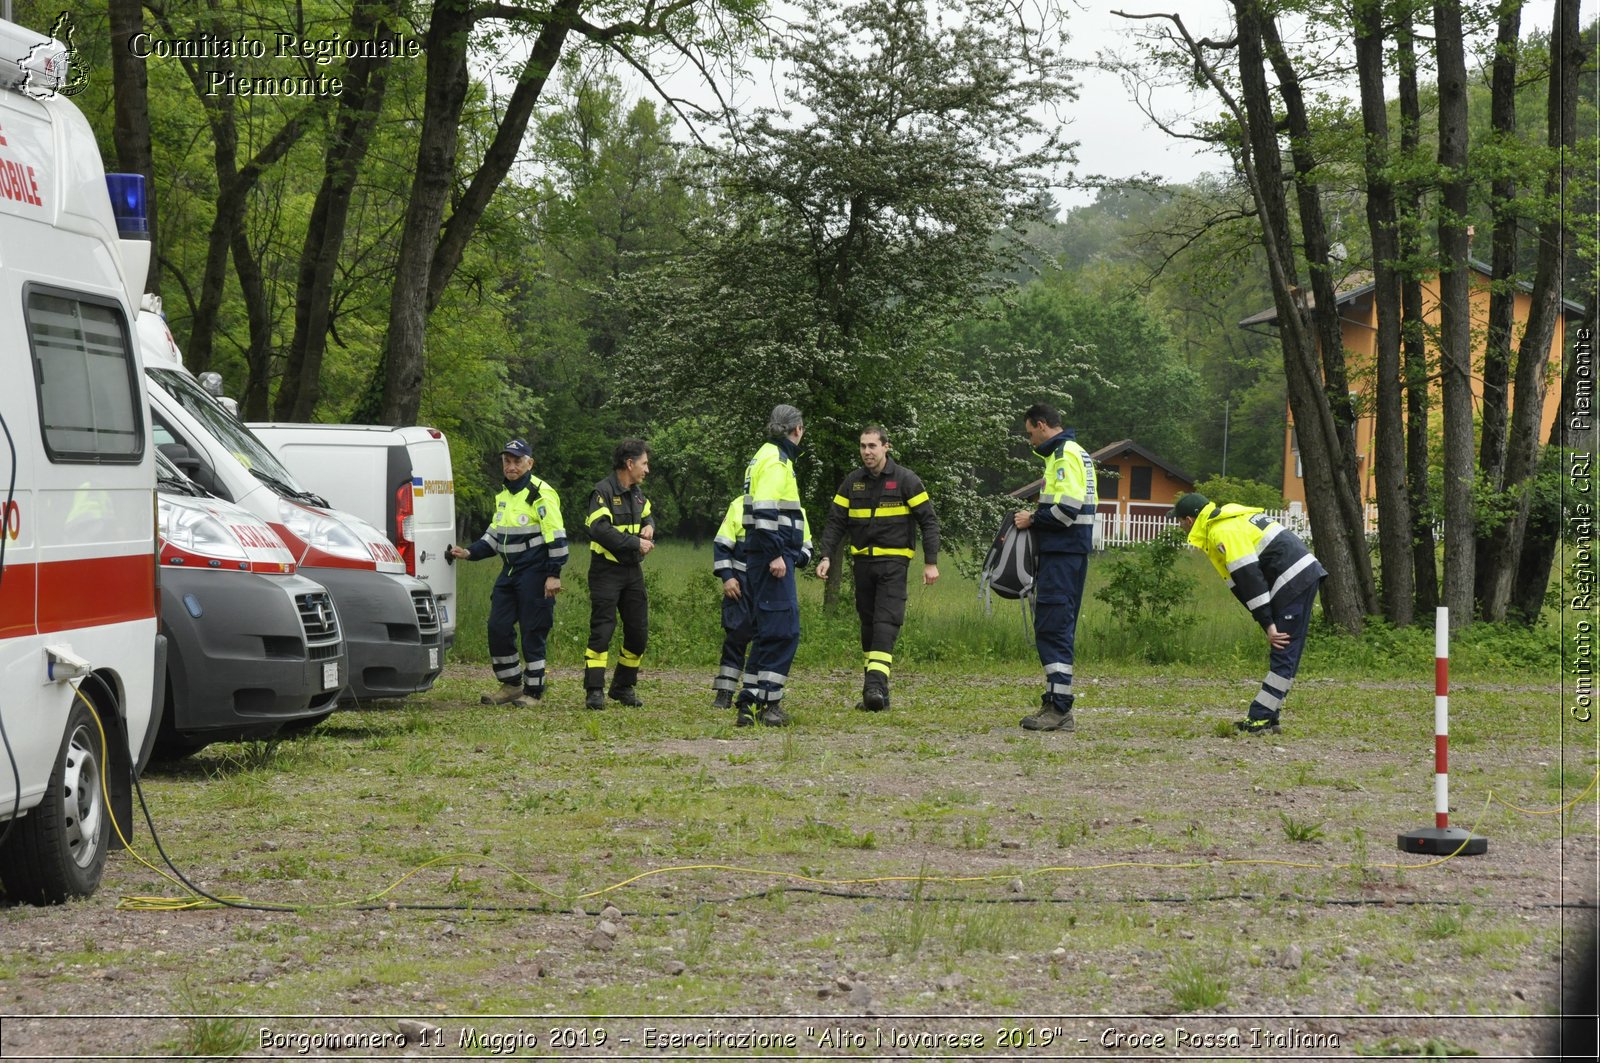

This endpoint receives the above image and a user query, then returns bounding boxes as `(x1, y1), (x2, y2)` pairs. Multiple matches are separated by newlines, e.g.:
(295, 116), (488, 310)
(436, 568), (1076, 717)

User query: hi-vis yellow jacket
(1031, 432), (1096, 554)
(1186, 502), (1326, 627)
(741, 435), (807, 564)
(467, 473), (568, 577)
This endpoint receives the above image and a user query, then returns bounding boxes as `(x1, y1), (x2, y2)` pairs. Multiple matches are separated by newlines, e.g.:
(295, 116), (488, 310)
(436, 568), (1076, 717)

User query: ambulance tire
(0, 699), (110, 904)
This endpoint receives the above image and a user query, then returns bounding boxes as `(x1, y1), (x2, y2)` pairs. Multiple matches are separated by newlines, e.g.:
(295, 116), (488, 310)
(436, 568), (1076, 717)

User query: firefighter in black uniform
(815, 425), (940, 711)
(583, 439), (655, 709)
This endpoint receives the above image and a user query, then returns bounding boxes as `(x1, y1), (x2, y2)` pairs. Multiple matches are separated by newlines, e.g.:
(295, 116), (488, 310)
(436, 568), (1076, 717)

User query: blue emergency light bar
(105, 173), (149, 238)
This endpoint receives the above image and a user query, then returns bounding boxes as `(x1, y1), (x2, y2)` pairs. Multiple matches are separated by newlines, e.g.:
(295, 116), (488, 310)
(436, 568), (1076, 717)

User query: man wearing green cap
(1170, 492), (1326, 735)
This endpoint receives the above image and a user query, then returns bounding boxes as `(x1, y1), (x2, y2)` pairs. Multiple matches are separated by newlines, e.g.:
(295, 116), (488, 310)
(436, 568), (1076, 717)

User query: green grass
(3, 591), (1574, 1054)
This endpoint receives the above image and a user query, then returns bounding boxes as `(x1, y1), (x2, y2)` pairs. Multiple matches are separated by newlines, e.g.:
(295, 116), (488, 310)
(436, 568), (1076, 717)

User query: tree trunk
(1474, 2), (1522, 612)
(274, 0), (398, 422)
(366, 0), (473, 425)
(231, 227), (273, 420)
(1262, 16), (1360, 496)
(1354, 0), (1414, 626)
(1396, 13), (1439, 612)
(149, 7), (312, 374)
(426, 0), (582, 310)
(108, 0), (158, 296)
(1232, 0), (1369, 632)
(377, 0), (581, 426)
(1434, 0), (1476, 631)
(1480, 0), (1587, 622)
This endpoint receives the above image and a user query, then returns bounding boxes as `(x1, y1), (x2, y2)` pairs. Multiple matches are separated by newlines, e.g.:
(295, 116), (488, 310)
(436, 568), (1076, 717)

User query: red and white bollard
(1399, 607), (1488, 855)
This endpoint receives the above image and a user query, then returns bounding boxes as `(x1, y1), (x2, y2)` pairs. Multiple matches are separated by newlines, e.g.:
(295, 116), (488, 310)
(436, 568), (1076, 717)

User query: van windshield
(146, 368), (304, 492)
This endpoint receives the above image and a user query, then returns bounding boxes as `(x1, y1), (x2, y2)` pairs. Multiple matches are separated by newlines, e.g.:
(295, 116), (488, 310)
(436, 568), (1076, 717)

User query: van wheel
(0, 699), (110, 904)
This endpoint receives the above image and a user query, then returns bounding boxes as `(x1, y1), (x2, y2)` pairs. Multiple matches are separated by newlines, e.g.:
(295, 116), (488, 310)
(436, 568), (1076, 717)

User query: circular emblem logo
(518, 514), (532, 525)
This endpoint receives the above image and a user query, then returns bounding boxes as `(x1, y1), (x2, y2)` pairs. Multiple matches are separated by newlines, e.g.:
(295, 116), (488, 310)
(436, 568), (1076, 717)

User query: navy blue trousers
(488, 567), (554, 697)
(1247, 582), (1320, 723)
(1033, 550), (1088, 710)
(715, 586), (755, 694)
(739, 559), (800, 706)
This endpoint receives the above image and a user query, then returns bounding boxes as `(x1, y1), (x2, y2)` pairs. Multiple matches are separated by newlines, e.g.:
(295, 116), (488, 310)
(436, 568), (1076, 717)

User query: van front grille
(411, 589), (440, 636)
(296, 591), (341, 646)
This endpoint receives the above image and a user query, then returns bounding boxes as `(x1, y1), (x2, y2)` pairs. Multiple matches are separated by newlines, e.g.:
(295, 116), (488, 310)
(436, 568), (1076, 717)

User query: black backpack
(979, 514), (1036, 611)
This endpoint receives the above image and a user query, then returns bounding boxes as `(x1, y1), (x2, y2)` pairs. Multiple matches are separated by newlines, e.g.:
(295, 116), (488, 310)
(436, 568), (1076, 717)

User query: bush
(1092, 531), (1198, 663)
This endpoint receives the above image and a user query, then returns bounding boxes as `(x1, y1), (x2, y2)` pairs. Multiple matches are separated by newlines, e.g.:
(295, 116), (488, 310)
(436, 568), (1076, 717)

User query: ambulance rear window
(26, 290), (143, 463)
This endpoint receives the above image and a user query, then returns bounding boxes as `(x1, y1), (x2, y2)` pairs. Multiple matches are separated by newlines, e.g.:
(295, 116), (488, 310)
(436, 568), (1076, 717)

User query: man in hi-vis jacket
(1171, 492), (1326, 735)
(1012, 403), (1096, 733)
(735, 404), (812, 727)
(451, 440), (567, 707)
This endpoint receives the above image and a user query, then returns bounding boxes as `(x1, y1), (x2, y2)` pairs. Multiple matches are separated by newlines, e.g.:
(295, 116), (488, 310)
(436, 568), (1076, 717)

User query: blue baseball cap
(501, 439), (532, 458)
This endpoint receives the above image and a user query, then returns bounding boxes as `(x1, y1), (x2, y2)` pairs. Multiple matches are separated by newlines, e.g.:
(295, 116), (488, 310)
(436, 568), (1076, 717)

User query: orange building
(1238, 261), (1579, 511)
(1011, 439), (1195, 544)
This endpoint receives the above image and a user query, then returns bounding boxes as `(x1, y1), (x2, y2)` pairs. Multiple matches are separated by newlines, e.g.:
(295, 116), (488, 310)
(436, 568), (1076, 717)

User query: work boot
(863, 685), (889, 712)
(757, 705), (792, 727)
(609, 687), (643, 708)
(1020, 695), (1075, 732)
(584, 688), (606, 710)
(735, 701), (757, 727)
(482, 682), (525, 706)
(1235, 716), (1282, 735)
(713, 689), (734, 710)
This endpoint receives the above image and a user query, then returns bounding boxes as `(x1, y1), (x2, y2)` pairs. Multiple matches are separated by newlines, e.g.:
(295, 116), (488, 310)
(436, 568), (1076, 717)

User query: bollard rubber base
(1398, 826), (1488, 856)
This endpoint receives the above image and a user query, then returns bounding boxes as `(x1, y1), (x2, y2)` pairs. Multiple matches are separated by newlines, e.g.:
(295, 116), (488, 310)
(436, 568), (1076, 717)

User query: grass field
(0, 543), (1590, 1059)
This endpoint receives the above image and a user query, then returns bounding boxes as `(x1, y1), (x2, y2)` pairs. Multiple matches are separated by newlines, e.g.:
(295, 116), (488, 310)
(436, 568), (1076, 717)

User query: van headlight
(277, 499), (373, 561)
(159, 496), (248, 561)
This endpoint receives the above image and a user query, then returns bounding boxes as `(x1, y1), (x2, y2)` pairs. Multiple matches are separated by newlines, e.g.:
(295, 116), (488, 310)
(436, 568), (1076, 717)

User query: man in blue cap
(451, 439), (568, 706)
(1171, 492), (1325, 735)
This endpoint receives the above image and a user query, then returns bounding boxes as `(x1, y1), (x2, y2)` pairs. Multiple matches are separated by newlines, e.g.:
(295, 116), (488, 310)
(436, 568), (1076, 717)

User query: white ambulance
(247, 423), (457, 650)
(138, 309), (444, 703)
(0, 20), (161, 903)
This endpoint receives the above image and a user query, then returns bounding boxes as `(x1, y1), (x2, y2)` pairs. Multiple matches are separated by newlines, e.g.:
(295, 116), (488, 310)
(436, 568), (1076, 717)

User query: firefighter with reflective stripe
(450, 440), (567, 706)
(1172, 492), (1327, 735)
(1013, 403), (1097, 733)
(814, 425), (940, 712)
(736, 404), (811, 727)
(583, 439), (655, 709)
(712, 494), (813, 710)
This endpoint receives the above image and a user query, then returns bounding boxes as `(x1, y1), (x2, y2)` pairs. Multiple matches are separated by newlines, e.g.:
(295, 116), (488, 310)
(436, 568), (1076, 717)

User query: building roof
(1238, 258), (1586, 328)
(1008, 439), (1195, 498)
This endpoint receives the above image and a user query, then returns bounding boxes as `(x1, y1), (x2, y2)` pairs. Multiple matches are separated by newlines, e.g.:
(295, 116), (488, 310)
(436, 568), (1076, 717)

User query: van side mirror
(157, 442), (201, 476)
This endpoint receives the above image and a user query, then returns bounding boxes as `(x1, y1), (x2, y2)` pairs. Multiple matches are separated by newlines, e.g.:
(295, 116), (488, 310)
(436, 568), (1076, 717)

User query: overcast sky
(1058, 0), (1594, 208)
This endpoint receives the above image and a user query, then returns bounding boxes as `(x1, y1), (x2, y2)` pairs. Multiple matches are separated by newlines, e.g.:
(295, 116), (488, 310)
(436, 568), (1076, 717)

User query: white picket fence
(1093, 505), (1374, 549)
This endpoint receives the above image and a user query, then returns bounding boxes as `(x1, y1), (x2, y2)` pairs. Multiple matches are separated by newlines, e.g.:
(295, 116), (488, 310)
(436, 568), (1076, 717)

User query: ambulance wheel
(0, 699), (110, 904)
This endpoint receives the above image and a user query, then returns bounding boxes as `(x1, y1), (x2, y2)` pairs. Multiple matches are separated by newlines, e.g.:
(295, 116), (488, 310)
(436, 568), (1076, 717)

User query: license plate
(428, 647), (440, 669)
(322, 662), (339, 690)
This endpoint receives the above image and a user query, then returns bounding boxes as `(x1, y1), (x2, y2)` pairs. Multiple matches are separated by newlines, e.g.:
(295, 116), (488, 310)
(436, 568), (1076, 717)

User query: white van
(0, 20), (161, 903)
(154, 450), (346, 755)
(138, 311), (444, 703)
(247, 423), (457, 649)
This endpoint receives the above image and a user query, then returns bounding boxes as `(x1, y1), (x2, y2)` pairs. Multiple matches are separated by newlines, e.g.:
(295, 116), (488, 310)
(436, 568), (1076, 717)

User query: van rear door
(396, 430), (455, 645)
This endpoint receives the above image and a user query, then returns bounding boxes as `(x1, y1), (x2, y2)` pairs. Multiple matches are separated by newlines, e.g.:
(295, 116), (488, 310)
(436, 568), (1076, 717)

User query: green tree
(621, 0), (1077, 592)
(951, 270), (1202, 464)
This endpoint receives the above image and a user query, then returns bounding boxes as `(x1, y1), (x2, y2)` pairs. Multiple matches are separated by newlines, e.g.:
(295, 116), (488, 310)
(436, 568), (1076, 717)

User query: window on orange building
(1097, 464), (1119, 501)
(1130, 466), (1152, 500)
